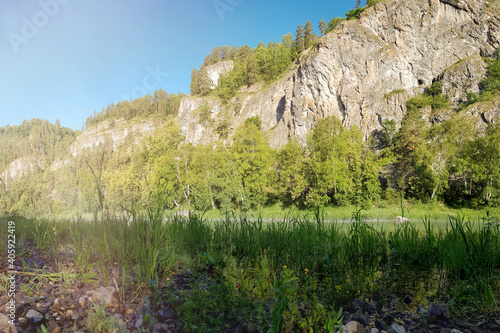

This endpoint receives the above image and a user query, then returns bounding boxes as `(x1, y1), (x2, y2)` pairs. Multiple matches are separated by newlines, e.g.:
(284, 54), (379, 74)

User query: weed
(86, 301), (127, 333)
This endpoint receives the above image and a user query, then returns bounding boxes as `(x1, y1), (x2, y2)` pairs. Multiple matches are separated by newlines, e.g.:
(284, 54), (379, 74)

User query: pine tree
(319, 19), (328, 36)
(328, 17), (344, 31)
(304, 20), (314, 50)
(295, 24), (305, 54)
(190, 68), (200, 95)
(395, 104), (426, 196)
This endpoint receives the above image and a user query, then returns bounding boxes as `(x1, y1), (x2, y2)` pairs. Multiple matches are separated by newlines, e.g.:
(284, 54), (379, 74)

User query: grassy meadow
(1, 204), (500, 332)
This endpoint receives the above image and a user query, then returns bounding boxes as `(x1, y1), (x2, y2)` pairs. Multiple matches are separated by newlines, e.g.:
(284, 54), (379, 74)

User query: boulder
(89, 286), (120, 308)
(345, 320), (366, 333)
(0, 313), (17, 333)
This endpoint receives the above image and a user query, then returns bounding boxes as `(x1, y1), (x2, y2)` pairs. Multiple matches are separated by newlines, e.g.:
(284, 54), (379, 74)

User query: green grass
(383, 89), (406, 99)
(3, 204), (499, 331)
(180, 202), (499, 223)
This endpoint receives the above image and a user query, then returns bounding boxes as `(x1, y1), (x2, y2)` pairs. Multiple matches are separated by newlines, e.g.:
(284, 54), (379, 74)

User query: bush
(367, 0), (384, 6)
(406, 82), (449, 111)
(346, 7), (365, 20)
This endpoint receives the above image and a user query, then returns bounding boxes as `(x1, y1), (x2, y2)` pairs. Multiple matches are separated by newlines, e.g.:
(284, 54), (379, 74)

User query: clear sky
(0, 0), (359, 130)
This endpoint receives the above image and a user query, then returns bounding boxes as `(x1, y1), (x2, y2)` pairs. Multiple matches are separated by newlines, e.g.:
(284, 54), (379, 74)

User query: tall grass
(3, 207), (499, 330)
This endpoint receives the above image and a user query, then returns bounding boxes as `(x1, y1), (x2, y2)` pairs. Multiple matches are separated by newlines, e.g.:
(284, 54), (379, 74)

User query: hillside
(2, 0), (500, 216)
(180, 0), (500, 147)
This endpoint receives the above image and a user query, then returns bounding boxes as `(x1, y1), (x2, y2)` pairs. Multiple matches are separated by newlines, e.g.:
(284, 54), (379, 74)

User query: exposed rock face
(205, 60), (234, 89)
(68, 118), (155, 157)
(438, 54), (487, 108)
(178, 0), (500, 148)
(465, 93), (500, 128)
(0, 157), (43, 186)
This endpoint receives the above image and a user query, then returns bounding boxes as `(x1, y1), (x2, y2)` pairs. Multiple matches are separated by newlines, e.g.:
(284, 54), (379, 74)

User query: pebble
(345, 320), (366, 333)
(158, 307), (175, 321)
(25, 309), (44, 324)
(391, 323), (405, 333)
(78, 296), (87, 308)
(53, 298), (61, 308)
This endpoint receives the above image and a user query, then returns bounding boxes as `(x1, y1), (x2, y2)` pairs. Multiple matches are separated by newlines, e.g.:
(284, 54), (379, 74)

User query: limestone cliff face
(178, 0), (500, 148)
(68, 118), (155, 157)
(0, 157), (42, 186)
(205, 60), (234, 89)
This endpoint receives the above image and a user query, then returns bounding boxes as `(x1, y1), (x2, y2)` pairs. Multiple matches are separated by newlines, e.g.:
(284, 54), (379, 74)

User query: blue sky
(0, 0), (358, 130)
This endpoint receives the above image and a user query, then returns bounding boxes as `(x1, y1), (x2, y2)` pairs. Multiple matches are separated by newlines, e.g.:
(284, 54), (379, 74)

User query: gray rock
(158, 307), (175, 322)
(428, 303), (450, 322)
(36, 301), (52, 314)
(352, 299), (364, 311)
(376, 319), (389, 331)
(89, 286), (120, 308)
(153, 322), (163, 333)
(353, 311), (371, 326)
(369, 328), (380, 333)
(391, 323), (406, 333)
(134, 309), (144, 329)
(438, 53), (487, 108)
(345, 320), (366, 333)
(16, 317), (28, 329)
(0, 313), (17, 333)
(205, 61), (234, 89)
(25, 309), (44, 324)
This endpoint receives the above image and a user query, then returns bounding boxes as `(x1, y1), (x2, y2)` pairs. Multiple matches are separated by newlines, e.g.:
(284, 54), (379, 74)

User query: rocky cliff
(206, 60), (234, 89)
(68, 118), (155, 157)
(0, 157), (43, 186)
(178, 0), (500, 148)
(0, 118), (156, 184)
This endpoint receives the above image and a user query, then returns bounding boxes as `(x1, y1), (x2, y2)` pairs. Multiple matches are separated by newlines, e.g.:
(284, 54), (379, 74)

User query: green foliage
(406, 82), (449, 112)
(231, 117), (274, 208)
(460, 56), (500, 109)
(85, 90), (184, 128)
(306, 117), (378, 207)
(346, 7), (365, 20)
(395, 100), (427, 196)
(276, 138), (307, 205)
(319, 19), (328, 36)
(481, 57), (500, 92)
(86, 301), (128, 332)
(193, 38), (297, 102)
(0, 119), (78, 171)
(198, 102), (212, 126)
(327, 17), (345, 32)
(367, 0), (384, 6)
(383, 89), (406, 99)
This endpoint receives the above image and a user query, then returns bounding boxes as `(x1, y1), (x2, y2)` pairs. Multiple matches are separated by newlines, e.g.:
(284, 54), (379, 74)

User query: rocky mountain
(2, 0), (500, 216)
(67, 118), (155, 158)
(178, 0), (500, 148)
